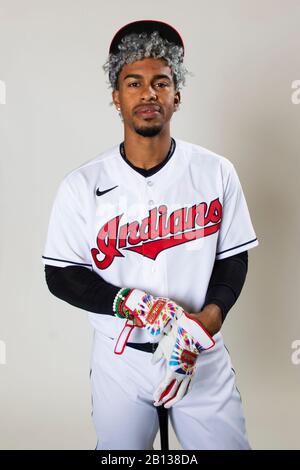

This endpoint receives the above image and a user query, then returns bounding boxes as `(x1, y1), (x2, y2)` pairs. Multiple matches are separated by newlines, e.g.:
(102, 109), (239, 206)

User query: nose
(141, 84), (158, 101)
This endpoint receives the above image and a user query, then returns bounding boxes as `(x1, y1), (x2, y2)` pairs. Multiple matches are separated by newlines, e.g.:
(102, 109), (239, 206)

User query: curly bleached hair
(103, 31), (190, 92)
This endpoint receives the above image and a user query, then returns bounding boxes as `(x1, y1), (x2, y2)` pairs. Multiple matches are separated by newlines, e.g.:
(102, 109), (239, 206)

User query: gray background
(0, 0), (299, 449)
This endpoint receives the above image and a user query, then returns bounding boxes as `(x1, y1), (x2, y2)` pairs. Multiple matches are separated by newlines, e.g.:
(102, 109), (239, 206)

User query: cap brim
(109, 20), (184, 56)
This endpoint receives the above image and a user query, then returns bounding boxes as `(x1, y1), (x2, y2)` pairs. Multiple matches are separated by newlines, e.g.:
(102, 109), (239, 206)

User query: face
(112, 57), (181, 137)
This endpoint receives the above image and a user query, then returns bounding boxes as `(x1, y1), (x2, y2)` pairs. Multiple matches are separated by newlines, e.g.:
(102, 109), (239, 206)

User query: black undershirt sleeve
(44, 250), (248, 322)
(45, 265), (120, 315)
(202, 251), (248, 322)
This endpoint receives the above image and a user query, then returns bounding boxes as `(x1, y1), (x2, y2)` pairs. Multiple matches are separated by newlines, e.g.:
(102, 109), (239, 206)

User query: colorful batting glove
(152, 312), (215, 408)
(113, 288), (185, 354)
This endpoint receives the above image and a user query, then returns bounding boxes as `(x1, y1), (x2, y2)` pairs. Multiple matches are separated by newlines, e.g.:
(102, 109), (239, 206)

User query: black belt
(126, 342), (159, 353)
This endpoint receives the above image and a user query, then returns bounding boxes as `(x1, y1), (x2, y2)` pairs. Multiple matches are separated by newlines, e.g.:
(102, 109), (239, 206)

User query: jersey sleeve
(42, 175), (92, 269)
(216, 161), (259, 260)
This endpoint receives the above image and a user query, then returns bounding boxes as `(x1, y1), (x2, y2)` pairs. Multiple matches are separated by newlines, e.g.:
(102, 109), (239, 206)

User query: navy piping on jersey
(42, 255), (93, 268)
(119, 137), (176, 177)
(216, 238), (258, 256)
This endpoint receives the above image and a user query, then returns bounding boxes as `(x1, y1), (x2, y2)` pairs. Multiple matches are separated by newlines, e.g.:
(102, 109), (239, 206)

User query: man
(43, 20), (259, 450)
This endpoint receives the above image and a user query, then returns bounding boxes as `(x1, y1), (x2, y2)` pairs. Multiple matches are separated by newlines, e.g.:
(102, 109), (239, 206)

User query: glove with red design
(113, 288), (185, 354)
(152, 312), (215, 408)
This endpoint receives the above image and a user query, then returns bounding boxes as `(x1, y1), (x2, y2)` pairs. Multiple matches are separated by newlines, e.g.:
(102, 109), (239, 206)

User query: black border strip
(42, 256), (92, 267)
(216, 238), (258, 256)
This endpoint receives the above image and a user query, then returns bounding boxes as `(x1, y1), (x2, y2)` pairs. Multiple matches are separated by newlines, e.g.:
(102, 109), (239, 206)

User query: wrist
(192, 304), (223, 336)
(113, 287), (132, 318)
(180, 312), (215, 350)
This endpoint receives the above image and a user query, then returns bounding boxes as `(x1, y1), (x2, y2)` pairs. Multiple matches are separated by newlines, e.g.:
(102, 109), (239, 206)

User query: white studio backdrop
(0, 0), (300, 449)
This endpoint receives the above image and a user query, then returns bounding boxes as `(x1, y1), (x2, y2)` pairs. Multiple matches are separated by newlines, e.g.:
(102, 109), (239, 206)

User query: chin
(134, 125), (163, 137)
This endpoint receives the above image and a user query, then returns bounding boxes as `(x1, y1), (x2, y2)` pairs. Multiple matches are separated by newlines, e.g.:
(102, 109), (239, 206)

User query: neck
(123, 127), (172, 170)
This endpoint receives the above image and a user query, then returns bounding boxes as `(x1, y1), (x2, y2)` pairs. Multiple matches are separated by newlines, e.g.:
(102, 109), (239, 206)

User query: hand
(121, 289), (185, 342)
(152, 312), (215, 408)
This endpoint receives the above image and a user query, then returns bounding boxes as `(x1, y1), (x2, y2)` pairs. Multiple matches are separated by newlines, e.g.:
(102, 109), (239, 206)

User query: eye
(155, 82), (168, 88)
(128, 82), (140, 87)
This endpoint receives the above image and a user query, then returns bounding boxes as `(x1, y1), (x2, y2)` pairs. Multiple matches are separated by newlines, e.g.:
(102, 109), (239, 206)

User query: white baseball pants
(89, 329), (251, 450)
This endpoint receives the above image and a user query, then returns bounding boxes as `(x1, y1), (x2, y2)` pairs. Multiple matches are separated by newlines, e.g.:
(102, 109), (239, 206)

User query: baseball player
(42, 20), (259, 450)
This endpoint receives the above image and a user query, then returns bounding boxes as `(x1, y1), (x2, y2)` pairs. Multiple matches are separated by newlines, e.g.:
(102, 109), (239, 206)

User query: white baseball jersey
(42, 138), (258, 342)
(42, 138), (258, 450)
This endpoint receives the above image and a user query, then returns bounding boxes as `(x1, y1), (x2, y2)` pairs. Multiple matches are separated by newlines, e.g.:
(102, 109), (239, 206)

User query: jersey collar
(119, 138), (176, 178)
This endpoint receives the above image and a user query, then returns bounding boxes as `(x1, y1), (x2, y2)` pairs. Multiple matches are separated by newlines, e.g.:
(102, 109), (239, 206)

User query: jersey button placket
(142, 180), (155, 277)
(146, 179), (155, 208)
(147, 187), (157, 277)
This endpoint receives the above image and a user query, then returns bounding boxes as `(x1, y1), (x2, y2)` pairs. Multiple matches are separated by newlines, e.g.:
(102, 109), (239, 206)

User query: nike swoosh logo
(96, 185), (118, 197)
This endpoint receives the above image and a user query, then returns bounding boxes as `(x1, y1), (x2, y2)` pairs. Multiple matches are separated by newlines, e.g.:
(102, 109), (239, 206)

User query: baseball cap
(109, 20), (184, 56)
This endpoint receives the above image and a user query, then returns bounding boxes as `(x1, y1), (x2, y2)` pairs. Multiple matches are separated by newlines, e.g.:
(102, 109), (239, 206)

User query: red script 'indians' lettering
(91, 199), (222, 269)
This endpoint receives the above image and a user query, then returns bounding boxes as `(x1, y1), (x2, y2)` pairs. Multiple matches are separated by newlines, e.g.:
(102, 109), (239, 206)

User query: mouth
(135, 105), (161, 118)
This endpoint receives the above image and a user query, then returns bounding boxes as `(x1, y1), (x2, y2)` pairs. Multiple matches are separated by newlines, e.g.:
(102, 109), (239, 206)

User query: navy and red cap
(109, 20), (184, 56)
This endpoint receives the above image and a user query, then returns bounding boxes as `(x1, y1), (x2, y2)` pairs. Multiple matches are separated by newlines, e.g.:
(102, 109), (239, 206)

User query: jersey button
(147, 180), (153, 186)
(148, 200), (154, 206)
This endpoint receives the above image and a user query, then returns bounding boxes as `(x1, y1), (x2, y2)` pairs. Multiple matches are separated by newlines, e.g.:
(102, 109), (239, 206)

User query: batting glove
(113, 288), (185, 354)
(152, 312), (215, 408)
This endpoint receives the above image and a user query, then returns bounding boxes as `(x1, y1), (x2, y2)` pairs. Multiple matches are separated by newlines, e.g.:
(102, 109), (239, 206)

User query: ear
(112, 89), (120, 109)
(174, 91), (181, 111)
